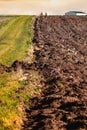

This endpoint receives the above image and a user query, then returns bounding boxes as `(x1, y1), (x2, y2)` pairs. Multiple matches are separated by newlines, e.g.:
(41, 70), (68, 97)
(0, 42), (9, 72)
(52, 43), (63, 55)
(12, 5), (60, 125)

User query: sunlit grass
(0, 16), (33, 66)
(0, 69), (41, 130)
(0, 72), (27, 130)
(0, 15), (40, 130)
(0, 72), (22, 130)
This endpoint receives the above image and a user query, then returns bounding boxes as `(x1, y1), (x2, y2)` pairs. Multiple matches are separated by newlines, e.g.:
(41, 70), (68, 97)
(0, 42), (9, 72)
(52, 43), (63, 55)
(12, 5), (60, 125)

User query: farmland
(23, 16), (87, 130)
(0, 15), (87, 130)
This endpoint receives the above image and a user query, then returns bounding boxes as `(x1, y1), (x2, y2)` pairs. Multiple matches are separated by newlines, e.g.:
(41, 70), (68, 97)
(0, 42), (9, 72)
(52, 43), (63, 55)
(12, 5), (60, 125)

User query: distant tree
(40, 12), (43, 16)
(45, 12), (47, 16)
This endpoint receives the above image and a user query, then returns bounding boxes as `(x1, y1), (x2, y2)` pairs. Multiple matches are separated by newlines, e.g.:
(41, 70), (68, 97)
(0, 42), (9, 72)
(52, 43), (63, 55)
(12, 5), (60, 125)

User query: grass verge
(0, 70), (42, 130)
(0, 16), (34, 66)
(0, 16), (42, 130)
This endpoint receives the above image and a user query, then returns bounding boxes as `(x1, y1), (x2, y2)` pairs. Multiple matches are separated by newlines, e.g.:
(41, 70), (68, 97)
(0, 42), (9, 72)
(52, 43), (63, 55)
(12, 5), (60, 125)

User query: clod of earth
(22, 16), (87, 130)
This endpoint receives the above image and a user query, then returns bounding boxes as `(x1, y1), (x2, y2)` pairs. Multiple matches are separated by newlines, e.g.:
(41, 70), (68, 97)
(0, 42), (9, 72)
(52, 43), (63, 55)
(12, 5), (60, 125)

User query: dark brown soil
(0, 16), (87, 130)
(22, 16), (87, 130)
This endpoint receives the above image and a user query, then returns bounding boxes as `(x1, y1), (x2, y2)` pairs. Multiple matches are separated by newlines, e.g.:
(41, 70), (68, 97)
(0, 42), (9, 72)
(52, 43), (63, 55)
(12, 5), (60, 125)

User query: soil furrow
(23, 16), (87, 130)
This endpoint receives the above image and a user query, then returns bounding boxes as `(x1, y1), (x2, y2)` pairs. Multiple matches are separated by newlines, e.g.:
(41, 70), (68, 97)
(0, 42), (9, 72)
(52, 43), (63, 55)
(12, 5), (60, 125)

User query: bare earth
(23, 16), (87, 130)
(0, 16), (87, 130)
(0, 16), (86, 130)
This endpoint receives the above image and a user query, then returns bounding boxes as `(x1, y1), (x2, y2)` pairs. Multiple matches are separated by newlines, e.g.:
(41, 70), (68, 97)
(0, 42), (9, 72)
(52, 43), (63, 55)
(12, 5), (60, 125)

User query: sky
(0, 0), (87, 15)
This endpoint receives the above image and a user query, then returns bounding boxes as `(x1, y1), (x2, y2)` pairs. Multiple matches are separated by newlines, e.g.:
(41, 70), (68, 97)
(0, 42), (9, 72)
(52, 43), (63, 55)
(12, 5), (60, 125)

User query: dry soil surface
(23, 16), (87, 130)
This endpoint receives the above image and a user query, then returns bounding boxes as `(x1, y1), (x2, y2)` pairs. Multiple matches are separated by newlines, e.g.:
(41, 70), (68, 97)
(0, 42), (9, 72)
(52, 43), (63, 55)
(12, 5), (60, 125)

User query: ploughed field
(23, 16), (87, 130)
(0, 15), (87, 130)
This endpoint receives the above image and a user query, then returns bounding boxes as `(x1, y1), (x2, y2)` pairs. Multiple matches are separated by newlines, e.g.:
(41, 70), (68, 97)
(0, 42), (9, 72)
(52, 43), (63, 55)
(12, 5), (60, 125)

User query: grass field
(0, 16), (42, 130)
(0, 16), (33, 66)
(0, 70), (41, 130)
